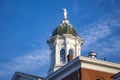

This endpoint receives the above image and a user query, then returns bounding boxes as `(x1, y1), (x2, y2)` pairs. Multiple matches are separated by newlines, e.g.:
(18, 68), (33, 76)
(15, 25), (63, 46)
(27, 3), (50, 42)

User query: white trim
(12, 72), (43, 80)
(45, 57), (80, 80)
(79, 56), (120, 74)
(46, 56), (120, 80)
(47, 34), (83, 75)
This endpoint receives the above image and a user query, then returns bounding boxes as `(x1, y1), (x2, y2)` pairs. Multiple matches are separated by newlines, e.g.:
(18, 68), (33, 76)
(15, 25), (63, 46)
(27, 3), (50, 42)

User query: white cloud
(81, 20), (111, 47)
(0, 49), (49, 77)
(96, 35), (120, 55)
(80, 15), (120, 59)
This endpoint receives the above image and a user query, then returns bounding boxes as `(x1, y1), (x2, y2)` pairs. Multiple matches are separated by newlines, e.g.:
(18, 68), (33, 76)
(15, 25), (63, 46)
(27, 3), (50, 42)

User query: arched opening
(67, 49), (74, 62)
(60, 49), (65, 63)
(96, 76), (105, 80)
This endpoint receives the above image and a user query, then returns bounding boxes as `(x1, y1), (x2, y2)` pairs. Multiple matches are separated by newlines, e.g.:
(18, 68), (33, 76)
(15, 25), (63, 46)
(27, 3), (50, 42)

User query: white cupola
(47, 8), (83, 75)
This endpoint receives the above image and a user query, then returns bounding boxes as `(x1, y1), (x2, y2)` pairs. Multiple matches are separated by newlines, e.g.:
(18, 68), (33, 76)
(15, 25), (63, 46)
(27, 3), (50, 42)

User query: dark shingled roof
(52, 23), (78, 36)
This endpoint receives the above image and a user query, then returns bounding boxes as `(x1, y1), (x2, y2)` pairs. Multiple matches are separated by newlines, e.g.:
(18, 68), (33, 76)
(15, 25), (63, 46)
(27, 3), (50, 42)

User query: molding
(111, 72), (120, 79)
(12, 72), (44, 80)
(45, 57), (80, 80)
(46, 56), (120, 80)
(79, 56), (120, 69)
(79, 56), (120, 74)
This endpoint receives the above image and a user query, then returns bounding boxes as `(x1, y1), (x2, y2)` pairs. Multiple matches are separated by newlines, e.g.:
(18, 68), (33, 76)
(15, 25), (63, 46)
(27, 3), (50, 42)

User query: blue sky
(0, 0), (120, 80)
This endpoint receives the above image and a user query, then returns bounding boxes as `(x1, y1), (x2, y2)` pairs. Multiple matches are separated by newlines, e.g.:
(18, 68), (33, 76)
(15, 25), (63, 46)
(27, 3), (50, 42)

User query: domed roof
(52, 21), (78, 36)
(88, 51), (97, 57)
(52, 8), (78, 37)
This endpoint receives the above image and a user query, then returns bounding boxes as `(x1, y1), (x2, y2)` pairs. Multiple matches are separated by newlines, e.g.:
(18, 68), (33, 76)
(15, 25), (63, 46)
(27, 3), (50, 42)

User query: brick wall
(81, 68), (114, 80)
(61, 68), (114, 80)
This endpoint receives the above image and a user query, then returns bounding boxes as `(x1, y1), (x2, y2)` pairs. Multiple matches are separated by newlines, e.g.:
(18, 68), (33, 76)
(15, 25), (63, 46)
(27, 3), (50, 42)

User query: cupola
(47, 8), (83, 75)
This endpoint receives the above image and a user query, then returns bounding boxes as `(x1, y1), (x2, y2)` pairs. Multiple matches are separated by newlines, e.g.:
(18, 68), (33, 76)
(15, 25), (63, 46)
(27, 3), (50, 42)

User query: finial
(62, 8), (67, 19)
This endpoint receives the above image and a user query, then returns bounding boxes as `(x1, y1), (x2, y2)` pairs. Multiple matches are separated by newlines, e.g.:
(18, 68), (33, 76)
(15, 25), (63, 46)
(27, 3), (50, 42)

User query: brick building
(45, 9), (120, 80)
(12, 9), (120, 80)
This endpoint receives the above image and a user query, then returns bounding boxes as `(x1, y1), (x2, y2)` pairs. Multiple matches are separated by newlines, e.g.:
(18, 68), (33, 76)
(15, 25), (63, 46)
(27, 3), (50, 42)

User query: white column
(75, 39), (80, 57)
(65, 38), (68, 63)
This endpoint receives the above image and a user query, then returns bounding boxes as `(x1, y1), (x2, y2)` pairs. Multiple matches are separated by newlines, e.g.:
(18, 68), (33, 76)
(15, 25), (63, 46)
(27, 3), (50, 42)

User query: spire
(62, 8), (69, 24)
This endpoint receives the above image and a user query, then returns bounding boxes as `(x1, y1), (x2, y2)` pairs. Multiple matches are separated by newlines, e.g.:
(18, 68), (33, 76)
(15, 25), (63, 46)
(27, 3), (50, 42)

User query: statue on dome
(62, 8), (67, 19)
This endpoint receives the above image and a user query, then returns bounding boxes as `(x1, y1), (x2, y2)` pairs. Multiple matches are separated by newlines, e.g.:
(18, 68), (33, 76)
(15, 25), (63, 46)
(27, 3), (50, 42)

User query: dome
(88, 51), (97, 57)
(52, 22), (78, 36)
(88, 51), (97, 59)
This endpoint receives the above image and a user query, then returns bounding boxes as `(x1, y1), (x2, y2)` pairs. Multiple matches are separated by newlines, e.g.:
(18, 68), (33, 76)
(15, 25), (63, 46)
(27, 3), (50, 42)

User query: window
(68, 49), (74, 62)
(60, 49), (65, 63)
(69, 49), (73, 54)
(96, 76), (105, 80)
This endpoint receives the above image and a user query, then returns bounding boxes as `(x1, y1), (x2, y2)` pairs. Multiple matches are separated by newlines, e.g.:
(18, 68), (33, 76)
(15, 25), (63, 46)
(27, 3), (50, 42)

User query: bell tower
(47, 9), (83, 75)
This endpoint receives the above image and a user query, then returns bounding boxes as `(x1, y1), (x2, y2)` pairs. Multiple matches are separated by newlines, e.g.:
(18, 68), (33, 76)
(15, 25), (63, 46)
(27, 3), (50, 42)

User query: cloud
(81, 20), (111, 47)
(96, 35), (120, 55)
(0, 49), (49, 78)
(80, 12), (120, 59)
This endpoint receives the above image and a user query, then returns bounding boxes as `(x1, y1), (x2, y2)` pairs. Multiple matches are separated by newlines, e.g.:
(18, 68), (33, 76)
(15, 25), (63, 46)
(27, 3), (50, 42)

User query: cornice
(46, 56), (120, 79)
(79, 56), (120, 70)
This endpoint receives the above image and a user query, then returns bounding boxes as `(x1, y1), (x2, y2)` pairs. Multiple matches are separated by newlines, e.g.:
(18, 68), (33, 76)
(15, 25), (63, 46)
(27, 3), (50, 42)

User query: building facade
(45, 9), (120, 80)
(12, 9), (120, 80)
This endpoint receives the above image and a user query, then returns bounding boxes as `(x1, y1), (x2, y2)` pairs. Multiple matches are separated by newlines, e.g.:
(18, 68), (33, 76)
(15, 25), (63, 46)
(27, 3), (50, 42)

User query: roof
(46, 56), (120, 80)
(111, 72), (120, 79)
(52, 19), (78, 37)
(12, 71), (44, 80)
